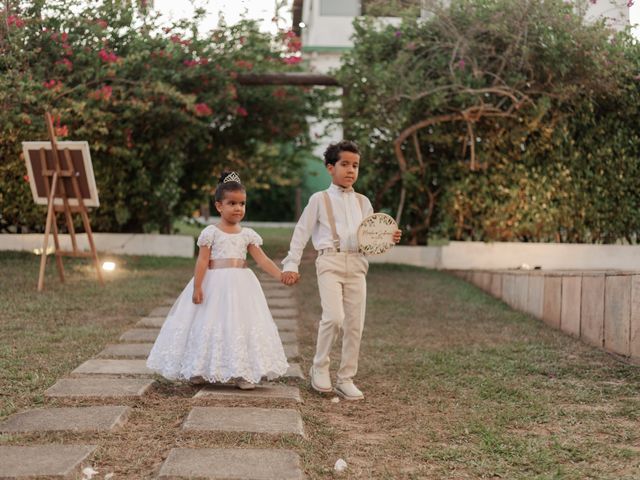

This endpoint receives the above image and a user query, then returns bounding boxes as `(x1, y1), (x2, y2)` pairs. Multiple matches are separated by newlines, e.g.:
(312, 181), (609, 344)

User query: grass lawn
(2, 227), (640, 478)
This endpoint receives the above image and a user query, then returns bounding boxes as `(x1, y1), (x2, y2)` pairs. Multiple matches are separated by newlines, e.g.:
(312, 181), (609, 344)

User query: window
(320, 0), (360, 16)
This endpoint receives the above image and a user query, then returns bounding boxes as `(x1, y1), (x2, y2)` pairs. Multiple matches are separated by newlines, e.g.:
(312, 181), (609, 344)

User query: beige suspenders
(322, 191), (365, 253)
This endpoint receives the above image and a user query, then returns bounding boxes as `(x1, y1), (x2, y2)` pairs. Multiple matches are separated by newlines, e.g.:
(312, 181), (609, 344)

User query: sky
(152, 0), (639, 37)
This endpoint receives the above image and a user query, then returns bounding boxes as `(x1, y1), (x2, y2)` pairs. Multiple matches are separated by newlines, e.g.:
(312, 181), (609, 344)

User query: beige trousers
(313, 252), (368, 383)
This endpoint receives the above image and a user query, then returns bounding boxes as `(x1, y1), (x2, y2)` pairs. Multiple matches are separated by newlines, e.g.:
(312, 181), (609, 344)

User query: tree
(338, 0), (640, 244)
(1, 0), (322, 232)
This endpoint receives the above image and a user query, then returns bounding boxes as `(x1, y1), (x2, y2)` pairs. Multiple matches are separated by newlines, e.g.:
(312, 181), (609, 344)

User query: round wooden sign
(357, 213), (398, 256)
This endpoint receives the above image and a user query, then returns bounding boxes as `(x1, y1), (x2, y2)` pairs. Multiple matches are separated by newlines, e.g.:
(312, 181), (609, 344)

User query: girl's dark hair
(324, 140), (360, 166)
(215, 171), (245, 202)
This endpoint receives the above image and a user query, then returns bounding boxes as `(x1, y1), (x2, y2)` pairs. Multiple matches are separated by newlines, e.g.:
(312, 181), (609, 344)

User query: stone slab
(279, 331), (297, 344)
(581, 275), (605, 348)
(283, 344), (299, 360)
(284, 363), (304, 379)
(194, 383), (301, 402)
(158, 448), (303, 480)
(561, 276), (582, 337)
(632, 276), (640, 358)
(270, 308), (298, 318)
(543, 277), (562, 328)
(0, 445), (97, 478)
(149, 306), (171, 317)
(275, 318), (298, 332)
(72, 359), (154, 376)
(526, 275), (544, 318)
(604, 275), (631, 356)
(97, 343), (153, 358)
(183, 407), (304, 436)
(119, 328), (160, 342)
(136, 316), (165, 328)
(268, 298), (296, 308)
(0, 406), (129, 433)
(45, 377), (154, 398)
(262, 289), (293, 298)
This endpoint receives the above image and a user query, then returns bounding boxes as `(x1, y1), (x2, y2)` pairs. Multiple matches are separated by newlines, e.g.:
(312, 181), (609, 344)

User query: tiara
(223, 172), (241, 184)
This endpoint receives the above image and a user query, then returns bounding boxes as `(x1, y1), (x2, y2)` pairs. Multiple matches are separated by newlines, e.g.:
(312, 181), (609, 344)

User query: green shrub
(338, 0), (640, 243)
(0, 0), (321, 232)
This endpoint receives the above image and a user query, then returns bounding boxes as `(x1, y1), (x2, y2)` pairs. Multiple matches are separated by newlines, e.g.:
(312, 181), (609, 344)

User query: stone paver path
(4, 271), (306, 479)
(72, 359), (153, 376)
(275, 318), (298, 331)
(45, 377), (154, 398)
(97, 343), (153, 358)
(195, 383), (302, 402)
(279, 331), (298, 344)
(0, 445), (97, 478)
(270, 307), (299, 318)
(183, 407), (304, 436)
(136, 316), (165, 328)
(119, 328), (159, 342)
(157, 448), (303, 480)
(0, 406), (129, 433)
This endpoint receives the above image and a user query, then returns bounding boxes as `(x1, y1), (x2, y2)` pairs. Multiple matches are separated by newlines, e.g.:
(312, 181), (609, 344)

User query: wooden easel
(37, 112), (104, 291)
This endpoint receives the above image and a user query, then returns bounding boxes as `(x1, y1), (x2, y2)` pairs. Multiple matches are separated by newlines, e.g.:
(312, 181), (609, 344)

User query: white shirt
(282, 183), (374, 273)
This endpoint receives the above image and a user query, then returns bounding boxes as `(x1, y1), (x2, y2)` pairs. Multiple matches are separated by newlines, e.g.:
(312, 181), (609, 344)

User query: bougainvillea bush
(1, 0), (320, 232)
(338, 0), (640, 244)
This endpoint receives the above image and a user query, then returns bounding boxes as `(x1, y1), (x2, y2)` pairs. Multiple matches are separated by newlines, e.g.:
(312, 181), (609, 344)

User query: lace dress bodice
(196, 226), (263, 260)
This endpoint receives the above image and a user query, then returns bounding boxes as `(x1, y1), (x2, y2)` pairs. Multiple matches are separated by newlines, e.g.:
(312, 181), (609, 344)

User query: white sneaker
(334, 381), (364, 401)
(235, 379), (256, 390)
(309, 366), (332, 393)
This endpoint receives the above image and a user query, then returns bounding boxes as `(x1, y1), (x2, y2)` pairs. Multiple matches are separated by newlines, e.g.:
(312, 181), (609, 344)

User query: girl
(146, 172), (289, 389)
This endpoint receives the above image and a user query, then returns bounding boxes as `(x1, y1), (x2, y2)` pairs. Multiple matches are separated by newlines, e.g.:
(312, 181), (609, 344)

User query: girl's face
(215, 189), (246, 224)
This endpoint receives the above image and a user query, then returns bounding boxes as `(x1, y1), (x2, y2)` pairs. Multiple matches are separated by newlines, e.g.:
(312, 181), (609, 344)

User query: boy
(281, 140), (401, 400)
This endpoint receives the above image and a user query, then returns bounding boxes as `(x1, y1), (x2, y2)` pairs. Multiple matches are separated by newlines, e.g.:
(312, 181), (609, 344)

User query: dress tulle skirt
(146, 268), (289, 383)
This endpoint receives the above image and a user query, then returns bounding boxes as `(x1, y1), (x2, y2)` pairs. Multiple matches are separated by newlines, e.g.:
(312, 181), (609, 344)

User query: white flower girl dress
(146, 225), (289, 383)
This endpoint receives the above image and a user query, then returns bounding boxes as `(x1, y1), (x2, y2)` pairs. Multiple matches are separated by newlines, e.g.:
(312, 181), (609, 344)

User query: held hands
(281, 271), (299, 286)
(192, 287), (204, 304)
(393, 229), (402, 244)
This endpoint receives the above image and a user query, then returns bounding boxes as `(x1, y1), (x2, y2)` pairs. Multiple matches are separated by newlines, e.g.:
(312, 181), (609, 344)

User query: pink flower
(43, 79), (59, 89)
(627, 0), (634, 6)
(194, 103), (213, 116)
(61, 32), (68, 42)
(183, 59), (198, 67)
(55, 125), (69, 137)
(57, 58), (73, 71)
(96, 19), (108, 29)
(456, 59), (466, 69)
(7, 15), (25, 28)
(23, 175), (29, 182)
(234, 59), (254, 70)
(236, 106), (248, 117)
(283, 56), (302, 65)
(99, 49), (119, 63)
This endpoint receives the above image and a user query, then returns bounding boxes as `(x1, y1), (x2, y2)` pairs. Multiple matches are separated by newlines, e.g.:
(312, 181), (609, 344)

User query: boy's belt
(208, 258), (247, 269)
(317, 248), (361, 256)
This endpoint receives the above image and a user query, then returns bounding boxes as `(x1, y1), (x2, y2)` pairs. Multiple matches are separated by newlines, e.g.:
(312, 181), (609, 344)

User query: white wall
(1, 233), (194, 258)
(370, 241), (640, 271)
(583, 0), (630, 31)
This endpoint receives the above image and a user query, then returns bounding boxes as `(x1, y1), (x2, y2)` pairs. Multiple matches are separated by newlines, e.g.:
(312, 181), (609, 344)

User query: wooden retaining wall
(451, 270), (640, 360)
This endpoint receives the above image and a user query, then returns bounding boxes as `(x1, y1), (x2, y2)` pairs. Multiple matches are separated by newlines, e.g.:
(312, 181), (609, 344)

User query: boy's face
(327, 151), (360, 189)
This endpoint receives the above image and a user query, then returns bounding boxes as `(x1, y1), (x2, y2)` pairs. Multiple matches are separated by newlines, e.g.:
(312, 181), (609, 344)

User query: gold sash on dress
(208, 258), (247, 269)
